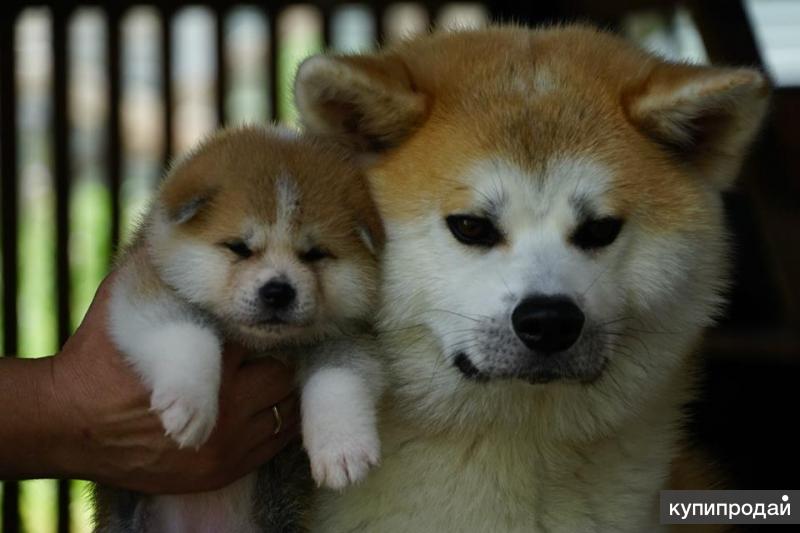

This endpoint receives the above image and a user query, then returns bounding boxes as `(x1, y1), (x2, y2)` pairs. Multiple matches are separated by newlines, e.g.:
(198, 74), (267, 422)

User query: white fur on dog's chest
(310, 410), (671, 533)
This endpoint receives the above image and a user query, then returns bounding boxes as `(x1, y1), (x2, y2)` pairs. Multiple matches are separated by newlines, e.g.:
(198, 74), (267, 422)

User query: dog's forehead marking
(238, 176), (301, 250)
(463, 155), (614, 222)
(544, 155), (613, 214)
(241, 219), (267, 248)
(511, 67), (557, 95)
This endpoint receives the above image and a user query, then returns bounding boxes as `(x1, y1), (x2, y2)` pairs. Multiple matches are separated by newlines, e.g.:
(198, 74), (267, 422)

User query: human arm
(0, 274), (299, 494)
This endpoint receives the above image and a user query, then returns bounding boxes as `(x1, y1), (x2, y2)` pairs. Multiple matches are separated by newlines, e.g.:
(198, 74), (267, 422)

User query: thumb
(233, 356), (296, 415)
(221, 342), (251, 372)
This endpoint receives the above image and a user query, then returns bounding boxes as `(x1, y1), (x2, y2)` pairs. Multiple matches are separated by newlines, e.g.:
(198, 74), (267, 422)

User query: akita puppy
(294, 25), (768, 532)
(96, 126), (384, 532)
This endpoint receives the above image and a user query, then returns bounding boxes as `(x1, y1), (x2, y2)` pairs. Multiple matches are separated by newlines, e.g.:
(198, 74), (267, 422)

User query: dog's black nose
(511, 296), (585, 354)
(259, 281), (296, 310)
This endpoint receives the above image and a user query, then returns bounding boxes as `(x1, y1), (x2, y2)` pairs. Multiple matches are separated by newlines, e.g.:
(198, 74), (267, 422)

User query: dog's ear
(626, 63), (769, 190)
(345, 172), (385, 256)
(294, 54), (427, 152)
(357, 203), (385, 257)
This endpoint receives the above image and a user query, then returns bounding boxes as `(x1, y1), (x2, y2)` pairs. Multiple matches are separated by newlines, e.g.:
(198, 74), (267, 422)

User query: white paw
(152, 386), (218, 449)
(307, 426), (380, 490)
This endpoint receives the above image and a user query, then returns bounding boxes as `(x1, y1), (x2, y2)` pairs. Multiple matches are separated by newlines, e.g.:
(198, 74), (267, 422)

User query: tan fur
(162, 127), (382, 277)
(117, 238), (163, 298)
(298, 25), (767, 231)
(295, 24), (768, 532)
(95, 125), (386, 532)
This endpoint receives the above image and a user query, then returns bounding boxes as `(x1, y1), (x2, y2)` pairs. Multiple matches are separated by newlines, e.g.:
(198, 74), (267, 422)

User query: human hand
(47, 273), (299, 493)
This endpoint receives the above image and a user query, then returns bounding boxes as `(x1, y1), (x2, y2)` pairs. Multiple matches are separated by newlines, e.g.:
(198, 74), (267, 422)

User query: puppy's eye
(223, 240), (253, 258)
(571, 217), (624, 250)
(300, 246), (332, 263)
(446, 215), (502, 247)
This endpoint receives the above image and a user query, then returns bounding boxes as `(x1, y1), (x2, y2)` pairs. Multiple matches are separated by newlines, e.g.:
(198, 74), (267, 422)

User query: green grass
(277, 14), (323, 124)
(19, 481), (57, 533)
(17, 172), (56, 359)
(17, 481), (93, 533)
(15, 161), (59, 531)
(69, 177), (112, 327)
(67, 179), (112, 533)
(70, 481), (94, 533)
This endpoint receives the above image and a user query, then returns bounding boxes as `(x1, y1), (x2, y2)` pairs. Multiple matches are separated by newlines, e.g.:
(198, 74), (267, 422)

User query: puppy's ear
(294, 54), (427, 152)
(626, 63), (769, 190)
(166, 193), (213, 225)
(160, 168), (217, 225)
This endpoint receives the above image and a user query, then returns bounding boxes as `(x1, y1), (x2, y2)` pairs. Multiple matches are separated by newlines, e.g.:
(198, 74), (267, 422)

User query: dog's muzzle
(511, 296), (585, 353)
(453, 294), (606, 384)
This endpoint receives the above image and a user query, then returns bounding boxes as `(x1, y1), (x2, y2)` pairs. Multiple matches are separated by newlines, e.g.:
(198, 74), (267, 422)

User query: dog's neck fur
(309, 327), (693, 533)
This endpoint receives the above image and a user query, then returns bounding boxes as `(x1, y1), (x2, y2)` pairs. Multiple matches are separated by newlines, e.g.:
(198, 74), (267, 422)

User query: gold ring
(272, 405), (282, 435)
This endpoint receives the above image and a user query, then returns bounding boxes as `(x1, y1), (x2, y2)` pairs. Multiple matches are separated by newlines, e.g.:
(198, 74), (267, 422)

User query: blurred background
(0, 1), (798, 532)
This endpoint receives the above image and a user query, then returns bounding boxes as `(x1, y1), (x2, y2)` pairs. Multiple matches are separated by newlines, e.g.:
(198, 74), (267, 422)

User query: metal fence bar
(51, 5), (74, 532)
(322, 4), (332, 50)
(215, 4), (227, 127)
(268, 7), (278, 122)
(160, 4), (174, 169)
(108, 5), (122, 257)
(1, 6), (21, 533)
(375, 4), (387, 46)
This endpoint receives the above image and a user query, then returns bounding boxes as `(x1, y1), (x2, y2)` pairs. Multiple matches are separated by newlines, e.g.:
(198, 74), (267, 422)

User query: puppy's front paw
(152, 385), (218, 449)
(307, 425), (380, 490)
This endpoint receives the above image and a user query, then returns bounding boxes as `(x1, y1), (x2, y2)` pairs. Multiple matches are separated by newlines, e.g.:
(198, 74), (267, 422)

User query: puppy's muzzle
(259, 280), (296, 311)
(511, 295), (585, 354)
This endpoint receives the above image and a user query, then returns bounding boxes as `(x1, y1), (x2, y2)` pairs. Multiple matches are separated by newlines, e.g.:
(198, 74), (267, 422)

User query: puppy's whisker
(373, 323), (428, 335)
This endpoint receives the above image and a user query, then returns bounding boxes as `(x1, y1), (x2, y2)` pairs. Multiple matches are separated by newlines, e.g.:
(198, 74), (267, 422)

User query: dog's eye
(446, 215), (502, 247)
(300, 246), (332, 263)
(571, 217), (624, 250)
(223, 240), (253, 259)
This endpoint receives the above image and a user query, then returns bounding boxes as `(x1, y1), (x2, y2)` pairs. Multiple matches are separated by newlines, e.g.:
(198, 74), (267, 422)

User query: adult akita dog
(294, 24), (768, 532)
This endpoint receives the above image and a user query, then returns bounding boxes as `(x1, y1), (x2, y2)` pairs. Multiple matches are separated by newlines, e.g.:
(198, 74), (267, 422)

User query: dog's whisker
(418, 309), (488, 322)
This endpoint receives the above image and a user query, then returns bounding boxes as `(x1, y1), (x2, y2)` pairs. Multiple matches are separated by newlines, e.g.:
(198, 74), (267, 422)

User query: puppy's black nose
(259, 281), (296, 310)
(511, 296), (585, 354)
